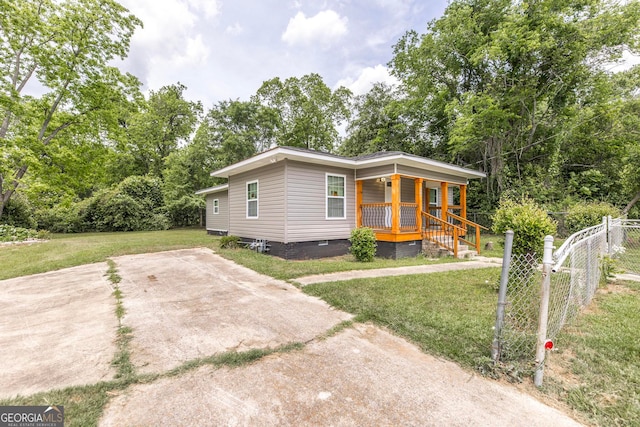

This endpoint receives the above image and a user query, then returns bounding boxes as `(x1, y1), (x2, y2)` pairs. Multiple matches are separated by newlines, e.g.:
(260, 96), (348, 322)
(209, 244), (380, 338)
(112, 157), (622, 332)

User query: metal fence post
(534, 235), (554, 387)
(491, 230), (514, 362)
(605, 216), (611, 255)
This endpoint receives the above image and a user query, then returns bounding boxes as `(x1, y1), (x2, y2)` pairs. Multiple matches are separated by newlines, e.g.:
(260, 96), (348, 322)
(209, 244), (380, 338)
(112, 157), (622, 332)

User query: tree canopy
(2, 0), (640, 229)
(390, 0), (640, 206)
(0, 0), (142, 218)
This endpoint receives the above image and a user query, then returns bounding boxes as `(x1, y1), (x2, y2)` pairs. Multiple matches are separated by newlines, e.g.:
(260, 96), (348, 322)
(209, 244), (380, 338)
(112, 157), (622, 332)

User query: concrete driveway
(113, 248), (351, 374)
(0, 248), (583, 426)
(0, 262), (117, 398)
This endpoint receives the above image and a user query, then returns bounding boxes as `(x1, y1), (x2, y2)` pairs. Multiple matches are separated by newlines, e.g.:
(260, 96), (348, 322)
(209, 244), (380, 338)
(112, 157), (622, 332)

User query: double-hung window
(326, 174), (346, 219)
(213, 199), (220, 215)
(246, 181), (258, 218)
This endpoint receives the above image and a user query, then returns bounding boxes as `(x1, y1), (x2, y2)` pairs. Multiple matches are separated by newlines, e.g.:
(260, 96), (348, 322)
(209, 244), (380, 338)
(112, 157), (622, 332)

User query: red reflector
(544, 339), (554, 350)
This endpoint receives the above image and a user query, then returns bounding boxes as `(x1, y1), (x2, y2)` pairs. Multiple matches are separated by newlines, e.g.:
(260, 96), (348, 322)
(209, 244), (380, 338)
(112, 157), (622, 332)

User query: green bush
(0, 224), (43, 242)
(34, 203), (89, 233)
(1, 195), (36, 229)
(565, 201), (621, 235)
(349, 227), (377, 262)
(81, 176), (169, 232)
(165, 195), (205, 227)
(220, 235), (241, 249)
(118, 175), (165, 210)
(492, 197), (557, 257)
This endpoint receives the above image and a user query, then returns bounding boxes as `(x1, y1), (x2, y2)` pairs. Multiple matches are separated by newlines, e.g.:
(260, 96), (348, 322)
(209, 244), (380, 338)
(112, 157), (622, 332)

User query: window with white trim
(326, 174), (346, 219)
(213, 199), (219, 215)
(246, 180), (258, 218)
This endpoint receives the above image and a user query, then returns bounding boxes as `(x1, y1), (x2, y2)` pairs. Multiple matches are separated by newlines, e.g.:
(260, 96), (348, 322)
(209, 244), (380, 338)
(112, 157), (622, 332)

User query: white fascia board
(210, 147), (354, 178)
(194, 184), (229, 195)
(354, 154), (485, 179)
(209, 147), (485, 180)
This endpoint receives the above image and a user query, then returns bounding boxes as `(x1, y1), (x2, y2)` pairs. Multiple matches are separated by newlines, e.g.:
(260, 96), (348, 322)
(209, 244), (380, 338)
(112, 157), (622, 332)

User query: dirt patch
(0, 263), (117, 399)
(112, 248), (352, 374)
(545, 348), (582, 388)
(602, 282), (637, 295)
(100, 323), (583, 427)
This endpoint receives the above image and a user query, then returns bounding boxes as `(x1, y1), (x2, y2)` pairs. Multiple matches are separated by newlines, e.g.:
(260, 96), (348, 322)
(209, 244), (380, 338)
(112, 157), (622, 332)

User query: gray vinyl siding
(228, 162), (285, 241)
(285, 160), (355, 242)
(397, 165), (468, 185)
(401, 177), (415, 203)
(356, 165), (394, 180)
(362, 179), (385, 204)
(206, 192), (228, 231)
(362, 178), (416, 204)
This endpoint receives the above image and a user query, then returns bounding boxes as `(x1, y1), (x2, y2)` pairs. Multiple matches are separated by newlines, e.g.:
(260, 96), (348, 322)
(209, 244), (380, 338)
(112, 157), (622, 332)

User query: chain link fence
(610, 218), (640, 275)
(492, 217), (639, 384)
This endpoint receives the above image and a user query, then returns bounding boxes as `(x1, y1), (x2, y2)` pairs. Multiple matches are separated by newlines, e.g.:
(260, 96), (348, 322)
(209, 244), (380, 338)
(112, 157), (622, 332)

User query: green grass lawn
(0, 229), (218, 280)
(545, 279), (640, 426)
(216, 246), (463, 281)
(304, 268), (502, 368)
(0, 229), (469, 281)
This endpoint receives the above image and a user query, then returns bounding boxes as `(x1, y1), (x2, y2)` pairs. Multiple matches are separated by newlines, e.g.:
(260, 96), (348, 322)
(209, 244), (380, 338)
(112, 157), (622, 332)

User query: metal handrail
(421, 211), (465, 257)
(447, 211), (488, 254)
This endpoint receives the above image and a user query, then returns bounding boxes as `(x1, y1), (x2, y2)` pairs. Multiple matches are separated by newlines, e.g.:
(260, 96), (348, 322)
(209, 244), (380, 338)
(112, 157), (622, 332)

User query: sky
(116, 0), (450, 108)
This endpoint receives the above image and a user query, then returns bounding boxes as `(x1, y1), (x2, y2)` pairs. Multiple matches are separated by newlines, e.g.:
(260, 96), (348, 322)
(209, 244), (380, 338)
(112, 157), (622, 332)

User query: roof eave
(194, 184), (229, 195)
(209, 147), (485, 180)
(354, 154), (486, 179)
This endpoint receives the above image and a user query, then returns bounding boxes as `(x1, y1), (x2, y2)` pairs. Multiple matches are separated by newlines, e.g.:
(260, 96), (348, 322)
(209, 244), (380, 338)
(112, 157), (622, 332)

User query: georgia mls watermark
(0, 406), (64, 427)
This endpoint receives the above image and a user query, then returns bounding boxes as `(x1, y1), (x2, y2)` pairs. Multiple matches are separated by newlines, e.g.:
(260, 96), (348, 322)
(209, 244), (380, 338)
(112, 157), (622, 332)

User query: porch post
(425, 186), (430, 209)
(460, 184), (467, 220)
(415, 178), (423, 233)
(440, 181), (448, 223)
(356, 180), (363, 228)
(391, 174), (400, 234)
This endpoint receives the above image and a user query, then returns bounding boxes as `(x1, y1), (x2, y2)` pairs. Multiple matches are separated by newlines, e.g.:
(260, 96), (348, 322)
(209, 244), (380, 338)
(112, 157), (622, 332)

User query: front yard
(2, 229), (637, 426)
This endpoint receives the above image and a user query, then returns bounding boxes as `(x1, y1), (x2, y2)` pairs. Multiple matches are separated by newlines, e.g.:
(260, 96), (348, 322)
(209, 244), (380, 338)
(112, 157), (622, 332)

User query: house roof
(194, 184), (229, 195)
(209, 146), (486, 180)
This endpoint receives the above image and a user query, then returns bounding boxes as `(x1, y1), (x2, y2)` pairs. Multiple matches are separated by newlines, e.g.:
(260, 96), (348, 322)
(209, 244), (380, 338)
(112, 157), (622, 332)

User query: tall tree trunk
(622, 191), (640, 216)
(0, 165), (28, 221)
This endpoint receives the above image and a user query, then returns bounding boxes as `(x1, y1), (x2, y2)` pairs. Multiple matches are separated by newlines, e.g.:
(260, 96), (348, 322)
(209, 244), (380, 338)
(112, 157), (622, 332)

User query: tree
(390, 0), (640, 205)
(195, 99), (279, 167)
(161, 99), (278, 226)
(340, 83), (411, 156)
(122, 83), (202, 177)
(253, 73), (352, 152)
(0, 0), (142, 219)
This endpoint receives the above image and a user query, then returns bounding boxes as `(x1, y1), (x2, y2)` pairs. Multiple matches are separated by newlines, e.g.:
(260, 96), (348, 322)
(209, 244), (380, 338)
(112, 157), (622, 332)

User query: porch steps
(423, 235), (478, 259)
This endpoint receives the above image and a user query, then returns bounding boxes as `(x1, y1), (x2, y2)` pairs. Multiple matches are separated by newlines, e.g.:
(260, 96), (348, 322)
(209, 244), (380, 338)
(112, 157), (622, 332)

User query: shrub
(34, 203), (89, 233)
(80, 176), (169, 232)
(492, 197), (557, 258)
(0, 224), (44, 242)
(1, 195), (36, 229)
(165, 195), (205, 227)
(349, 227), (377, 262)
(220, 235), (241, 249)
(565, 201), (621, 235)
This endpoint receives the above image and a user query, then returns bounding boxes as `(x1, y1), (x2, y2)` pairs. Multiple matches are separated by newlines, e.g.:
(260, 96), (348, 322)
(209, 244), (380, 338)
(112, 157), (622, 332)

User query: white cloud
(282, 10), (348, 48)
(608, 50), (640, 72)
(171, 34), (209, 66)
(226, 22), (244, 36)
(187, 0), (220, 19)
(336, 64), (399, 96)
(117, 0), (219, 94)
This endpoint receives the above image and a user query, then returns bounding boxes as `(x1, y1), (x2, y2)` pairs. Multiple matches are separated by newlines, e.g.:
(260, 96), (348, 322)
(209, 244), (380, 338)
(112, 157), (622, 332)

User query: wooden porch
(356, 174), (487, 257)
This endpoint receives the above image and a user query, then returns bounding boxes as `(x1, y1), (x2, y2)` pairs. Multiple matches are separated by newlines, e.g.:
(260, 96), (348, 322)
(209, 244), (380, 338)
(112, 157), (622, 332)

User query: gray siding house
(197, 146), (485, 259)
